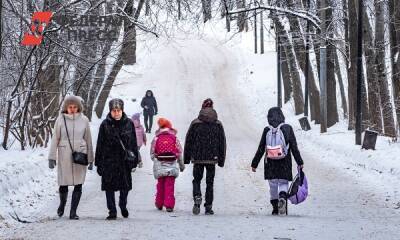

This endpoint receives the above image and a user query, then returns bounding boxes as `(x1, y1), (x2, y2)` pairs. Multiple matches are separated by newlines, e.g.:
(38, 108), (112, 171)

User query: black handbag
(63, 116), (88, 166)
(117, 136), (137, 164)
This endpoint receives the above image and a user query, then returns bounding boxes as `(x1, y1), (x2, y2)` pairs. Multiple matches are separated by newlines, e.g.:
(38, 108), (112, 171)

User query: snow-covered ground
(1, 20), (400, 239)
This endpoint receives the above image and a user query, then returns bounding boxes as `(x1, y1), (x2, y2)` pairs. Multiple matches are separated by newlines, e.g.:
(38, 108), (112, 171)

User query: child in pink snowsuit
(150, 118), (185, 212)
(131, 113), (147, 169)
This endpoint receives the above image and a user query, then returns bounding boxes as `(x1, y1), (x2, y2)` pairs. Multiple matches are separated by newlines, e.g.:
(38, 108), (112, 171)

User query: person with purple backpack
(150, 118), (185, 212)
(251, 107), (304, 215)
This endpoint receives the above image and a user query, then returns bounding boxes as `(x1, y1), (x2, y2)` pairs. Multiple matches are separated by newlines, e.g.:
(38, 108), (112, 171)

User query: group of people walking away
(48, 91), (304, 220)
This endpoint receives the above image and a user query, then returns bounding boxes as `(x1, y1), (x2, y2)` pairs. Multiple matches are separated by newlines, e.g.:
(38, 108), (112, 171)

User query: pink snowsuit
(150, 128), (184, 209)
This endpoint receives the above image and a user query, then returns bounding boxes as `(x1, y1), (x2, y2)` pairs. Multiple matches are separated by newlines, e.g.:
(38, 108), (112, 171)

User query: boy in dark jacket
(184, 99), (226, 215)
(251, 107), (304, 215)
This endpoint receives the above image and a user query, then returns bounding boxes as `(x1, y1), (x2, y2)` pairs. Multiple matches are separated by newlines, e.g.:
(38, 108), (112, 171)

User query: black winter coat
(141, 90), (158, 116)
(95, 113), (138, 191)
(184, 108), (226, 167)
(251, 107), (303, 181)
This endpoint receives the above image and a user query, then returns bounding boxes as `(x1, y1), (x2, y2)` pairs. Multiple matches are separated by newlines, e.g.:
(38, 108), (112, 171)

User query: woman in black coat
(140, 90), (158, 133)
(251, 107), (304, 215)
(95, 99), (138, 220)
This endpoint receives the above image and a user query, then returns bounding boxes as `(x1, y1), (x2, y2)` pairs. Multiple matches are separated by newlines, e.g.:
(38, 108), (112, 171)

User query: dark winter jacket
(184, 107), (226, 167)
(251, 107), (303, 181)
(141, 90), (158, 116)
(95, 113), (138, 191)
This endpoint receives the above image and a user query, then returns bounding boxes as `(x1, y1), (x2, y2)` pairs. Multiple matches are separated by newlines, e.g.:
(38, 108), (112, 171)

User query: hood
(131, 113), (141, 122)
(198, 107), (218, 123)
(61, 95), (84, 114)
(132, 119), (141, 128)
(267, 107), (285, 128)
(145, 90), (154, 97)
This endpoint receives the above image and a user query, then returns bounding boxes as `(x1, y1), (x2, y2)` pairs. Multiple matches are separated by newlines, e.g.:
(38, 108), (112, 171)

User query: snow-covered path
(4, 39), (400, 240)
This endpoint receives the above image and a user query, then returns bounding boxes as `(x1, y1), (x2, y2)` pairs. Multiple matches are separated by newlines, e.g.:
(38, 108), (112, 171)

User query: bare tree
(375, 0), (396, 137)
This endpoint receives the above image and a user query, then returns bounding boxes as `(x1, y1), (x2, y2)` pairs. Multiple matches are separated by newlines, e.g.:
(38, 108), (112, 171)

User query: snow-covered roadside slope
(0, 149), (56, 225)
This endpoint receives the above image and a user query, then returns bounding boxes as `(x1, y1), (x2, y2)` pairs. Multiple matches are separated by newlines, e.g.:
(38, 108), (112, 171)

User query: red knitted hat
(157, 118), (172, 129)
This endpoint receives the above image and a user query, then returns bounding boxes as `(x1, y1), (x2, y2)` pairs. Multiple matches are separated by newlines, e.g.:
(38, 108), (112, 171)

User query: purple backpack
(288, 168), (308, 205)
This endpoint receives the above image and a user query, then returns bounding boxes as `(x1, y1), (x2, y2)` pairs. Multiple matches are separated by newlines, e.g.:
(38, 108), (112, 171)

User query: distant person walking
(141, 90), (158, 133)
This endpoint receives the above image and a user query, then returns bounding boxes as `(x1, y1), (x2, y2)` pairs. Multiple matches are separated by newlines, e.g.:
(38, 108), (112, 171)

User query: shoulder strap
(63, 115), (74, 152)
(277, 123), (285, 129)
(116, 133), (128, 151)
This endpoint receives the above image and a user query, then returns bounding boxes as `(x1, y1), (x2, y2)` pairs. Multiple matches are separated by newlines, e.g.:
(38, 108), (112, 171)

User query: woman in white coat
(48, 95), (94, 220)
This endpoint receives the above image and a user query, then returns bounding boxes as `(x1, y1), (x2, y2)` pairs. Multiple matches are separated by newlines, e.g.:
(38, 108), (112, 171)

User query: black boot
(69, 191), (82, 220)
(278, 191), (287, 215)
(57, 192), (68, 217)
(106, 211), (117, 220)
(192, 196), (202, 215)
(270, 199), (279, 215)
(205, 205), (214, 215)
(120, 208), (129, 218)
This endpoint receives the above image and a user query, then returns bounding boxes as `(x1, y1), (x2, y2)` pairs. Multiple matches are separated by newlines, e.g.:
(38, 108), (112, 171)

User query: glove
(49, 159), (56, 169)
(138, 161), (143, 168)
(180, 165), (185, 172)
(88, 162), (93, 170)
(154, 112), (158, 115)
(96, 166), (103, 176)
(217, 162), (224, 168)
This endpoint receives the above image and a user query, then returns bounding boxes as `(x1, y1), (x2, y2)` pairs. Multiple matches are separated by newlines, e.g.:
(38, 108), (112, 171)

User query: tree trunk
(260, 7), (264, 54)
(145, 0), (150, 16)
(334, 50), (348, 120)
(326, 2), (338, 128)
(389, 0), (400, 136)
(275, 18), (304, 114)
(280, 37), (292, 103)
(347, 0), (358, 130)
(86, 1), (123, 120)
(0, 0), (2, 59)
(95, 56), (124, 118)
(201, 0), (212, 22)
(375, 0), (396, 137)
(286, 0), (306, 75)
(122, 0), (138, 65)
(94, 0), (146, 118)
(236, 0), (248, 32)
(363, 6), (382, 133)
(73, 43), (97, 115)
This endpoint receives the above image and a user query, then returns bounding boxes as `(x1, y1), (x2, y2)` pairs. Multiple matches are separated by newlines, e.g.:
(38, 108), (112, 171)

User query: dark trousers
(143, 111), (153, 131)
(106, 190), (129, 214)
(59, 184), (82, 193)
(192, 164), (216, 207)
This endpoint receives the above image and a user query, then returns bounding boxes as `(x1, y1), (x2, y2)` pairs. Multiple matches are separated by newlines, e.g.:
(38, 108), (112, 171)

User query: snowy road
(4, 39), (400, 240)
